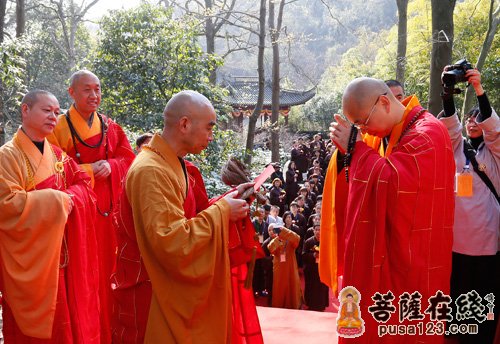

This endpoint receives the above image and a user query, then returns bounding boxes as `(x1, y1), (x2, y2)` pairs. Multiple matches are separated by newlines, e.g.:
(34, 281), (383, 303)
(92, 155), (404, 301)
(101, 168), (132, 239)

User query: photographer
(439, 66), (499, 344)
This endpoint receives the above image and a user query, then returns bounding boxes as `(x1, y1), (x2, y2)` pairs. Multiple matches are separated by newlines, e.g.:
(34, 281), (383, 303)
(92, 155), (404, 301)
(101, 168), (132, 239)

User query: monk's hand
(223, 190), (250, 222)
(236, 182), (255, 201)
(329, 114), (351, 154)
(92, 160), (112, 180)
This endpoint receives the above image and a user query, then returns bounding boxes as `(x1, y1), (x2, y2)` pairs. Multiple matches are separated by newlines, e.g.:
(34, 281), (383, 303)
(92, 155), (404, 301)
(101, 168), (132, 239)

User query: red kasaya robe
(341, 99), (455, 343)
(0, 129), (100, 343)
(48, 105), (135, 343)
(114, 151), (262, 343)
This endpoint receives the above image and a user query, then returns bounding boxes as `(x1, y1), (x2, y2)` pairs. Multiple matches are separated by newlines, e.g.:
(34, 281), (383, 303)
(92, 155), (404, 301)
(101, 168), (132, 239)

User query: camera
(442, 58), (473, 95)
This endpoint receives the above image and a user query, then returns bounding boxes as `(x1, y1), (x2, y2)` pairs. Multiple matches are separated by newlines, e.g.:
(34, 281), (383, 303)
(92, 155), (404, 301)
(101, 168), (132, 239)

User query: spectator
(302, 225), (329, 311)
(439, 67), (499, 344)
(284, 160), (300, 206)
(269, 178), (286, 215)
(267, 224), (302, 309)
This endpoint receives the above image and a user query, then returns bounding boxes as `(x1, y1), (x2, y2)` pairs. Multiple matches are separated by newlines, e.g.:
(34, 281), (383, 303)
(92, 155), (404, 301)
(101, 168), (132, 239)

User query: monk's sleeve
(127, 164), (230, 282)
(0, 150), (71, 231)
(47, 121), (95, 184)
(267, 237), (283, 254)
(279, 228), (300, 249)
(0, 149), (71, 338)
(478, 109), (500, 159)
(108, 121), (135, 192)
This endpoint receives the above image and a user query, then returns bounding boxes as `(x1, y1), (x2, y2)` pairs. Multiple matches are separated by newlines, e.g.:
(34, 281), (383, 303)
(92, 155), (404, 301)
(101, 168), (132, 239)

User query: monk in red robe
(328, 77), (455, 343)
(48, 71), (135, 343)
(0, 90), (100, 343)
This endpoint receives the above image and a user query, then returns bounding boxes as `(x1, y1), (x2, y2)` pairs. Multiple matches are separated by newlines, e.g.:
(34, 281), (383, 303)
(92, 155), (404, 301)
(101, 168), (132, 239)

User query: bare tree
(35, 0), (99, 72)
(269, 0), (285, 162)
(428, 0), (456, 116)
(244, 0), (266, 165)
(395, 0), (408, 83)
(462, 0), (499, 114)
(15, 0), (24, 37)
(0, 0), (7, 145)
(168, 0), (257, 84)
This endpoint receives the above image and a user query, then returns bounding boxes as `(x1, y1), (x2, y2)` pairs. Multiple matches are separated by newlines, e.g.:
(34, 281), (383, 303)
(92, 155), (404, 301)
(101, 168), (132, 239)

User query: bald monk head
(161, 90), (216, 157)
(20, 89), (60, 142)
(68, 70), (101, 119)
(342, 77), (406, 137)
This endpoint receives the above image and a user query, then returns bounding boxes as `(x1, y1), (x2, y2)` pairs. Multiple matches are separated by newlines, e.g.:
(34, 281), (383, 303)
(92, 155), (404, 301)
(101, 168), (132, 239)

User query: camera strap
(463, 139), (499, 204)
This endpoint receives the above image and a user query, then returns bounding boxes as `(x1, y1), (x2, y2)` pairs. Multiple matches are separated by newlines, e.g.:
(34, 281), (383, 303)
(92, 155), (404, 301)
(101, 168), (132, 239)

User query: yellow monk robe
(48, 105), (135, 343)
(268, 227), (302, 309)
(0, 129), (100, 341)
(126, 134), (233, 343)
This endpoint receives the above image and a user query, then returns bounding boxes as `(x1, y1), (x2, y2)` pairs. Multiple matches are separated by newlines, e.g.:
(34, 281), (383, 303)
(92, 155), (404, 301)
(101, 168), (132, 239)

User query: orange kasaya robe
(125, 134), (263, 343)
(321, 97), (455, 343)
(48, 105), (135, 343)
(0, 129), (100, 343)
(268, 227), (302, 309)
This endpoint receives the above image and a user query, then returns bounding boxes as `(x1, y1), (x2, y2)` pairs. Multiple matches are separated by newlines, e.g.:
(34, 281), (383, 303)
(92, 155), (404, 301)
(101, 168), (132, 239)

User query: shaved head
(21, 89), (56, 108)
(164, 90), (214, 127)
(161, 90), (216, 156)
(342, 77), (391, 117)
(69, 70), (99, 88)
(341, 77), (405, 137)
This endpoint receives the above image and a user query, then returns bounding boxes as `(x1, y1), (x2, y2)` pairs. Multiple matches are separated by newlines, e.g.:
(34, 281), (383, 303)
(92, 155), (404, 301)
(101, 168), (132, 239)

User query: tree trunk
(462, 0), (499, 114)
(244, 0), (266, 165)
(204, 0), (217, 85)
(0, 0), (7, 146)
(16, 0), (25, 38)
(269, 0), (284, 163)
(428, 0), (456, 116)
(395, 0), (408, 83)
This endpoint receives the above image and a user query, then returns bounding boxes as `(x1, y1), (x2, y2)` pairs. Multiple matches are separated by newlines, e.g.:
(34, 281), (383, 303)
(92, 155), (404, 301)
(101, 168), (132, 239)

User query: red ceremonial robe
(339, 100), (455, 344)
(48, 106), (135, 343)
(0, 130), (100, 343)
(112, 159), (263, 343)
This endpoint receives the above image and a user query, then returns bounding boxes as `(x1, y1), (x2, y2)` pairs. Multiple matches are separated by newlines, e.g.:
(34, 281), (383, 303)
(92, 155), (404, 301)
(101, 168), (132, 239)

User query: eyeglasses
(354, 92), (388, 130)
(465, 116), (478, 125)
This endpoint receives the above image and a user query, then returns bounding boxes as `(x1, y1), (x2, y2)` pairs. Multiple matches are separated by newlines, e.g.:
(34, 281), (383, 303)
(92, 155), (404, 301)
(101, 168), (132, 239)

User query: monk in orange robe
(0, 90), (100, 343)
(126, 90), (263, 343)
(268, 224), (302, 309)
(48, 70), (135, 343)
(327, 77), (455, 343)
(113, 159), (263, 343)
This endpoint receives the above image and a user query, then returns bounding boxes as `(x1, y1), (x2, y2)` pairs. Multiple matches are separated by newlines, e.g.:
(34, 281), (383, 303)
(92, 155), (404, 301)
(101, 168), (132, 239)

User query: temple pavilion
(224, 76), (316, 127)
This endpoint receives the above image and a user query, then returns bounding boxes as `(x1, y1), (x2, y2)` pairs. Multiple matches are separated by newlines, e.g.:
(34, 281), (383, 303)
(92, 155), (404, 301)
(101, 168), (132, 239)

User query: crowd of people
(0, 64), (497, 344)
(251, 132), (333, 312)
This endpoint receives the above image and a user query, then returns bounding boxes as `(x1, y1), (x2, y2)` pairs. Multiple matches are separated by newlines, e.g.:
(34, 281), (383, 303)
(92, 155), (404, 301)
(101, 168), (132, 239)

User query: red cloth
(339, 109), (455, 344)
(3, 147), (100, 343)
(61, 116), (135, 343)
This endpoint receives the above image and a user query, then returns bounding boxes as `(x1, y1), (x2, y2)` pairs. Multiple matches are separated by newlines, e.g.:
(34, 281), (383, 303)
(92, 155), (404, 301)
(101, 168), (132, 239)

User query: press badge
(280, 253), (286, 262)
(456, 164), (473, 197)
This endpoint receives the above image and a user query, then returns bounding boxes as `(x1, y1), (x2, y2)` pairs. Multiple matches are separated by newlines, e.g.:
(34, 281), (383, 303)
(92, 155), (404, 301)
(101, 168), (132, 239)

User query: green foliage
(0, 37), (29, 140)
(187, 128), (246, 197)
(288, 94), (340, 131)
(25, 23), (94, 107)
(93, 4), (228, 130)
(305, 0), (499, 120)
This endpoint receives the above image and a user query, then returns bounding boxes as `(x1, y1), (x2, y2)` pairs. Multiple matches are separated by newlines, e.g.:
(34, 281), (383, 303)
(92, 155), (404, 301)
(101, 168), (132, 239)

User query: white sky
(86, 0), (143, 20)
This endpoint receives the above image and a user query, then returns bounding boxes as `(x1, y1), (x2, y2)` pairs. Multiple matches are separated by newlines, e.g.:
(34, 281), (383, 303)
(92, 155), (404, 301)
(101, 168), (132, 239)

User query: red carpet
(257, 306), (339, 343)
